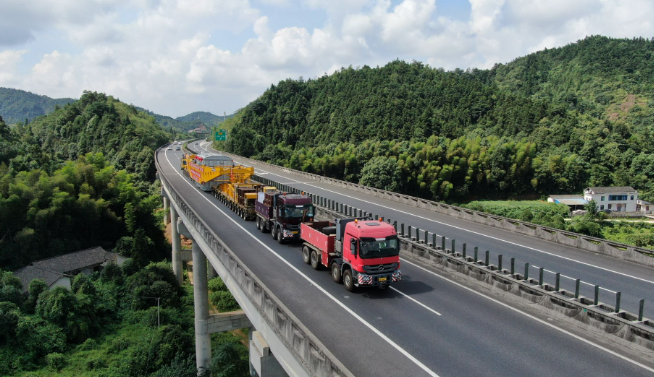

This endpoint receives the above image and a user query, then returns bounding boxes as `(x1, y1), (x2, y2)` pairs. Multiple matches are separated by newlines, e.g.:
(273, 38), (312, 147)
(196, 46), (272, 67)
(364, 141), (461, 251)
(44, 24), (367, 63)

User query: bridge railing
(155, 147), (352, 377)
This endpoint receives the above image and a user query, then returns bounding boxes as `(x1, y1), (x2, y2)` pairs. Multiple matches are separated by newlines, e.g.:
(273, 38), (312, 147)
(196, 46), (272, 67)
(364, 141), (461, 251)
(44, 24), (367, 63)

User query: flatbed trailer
(212, 183), (261, 220)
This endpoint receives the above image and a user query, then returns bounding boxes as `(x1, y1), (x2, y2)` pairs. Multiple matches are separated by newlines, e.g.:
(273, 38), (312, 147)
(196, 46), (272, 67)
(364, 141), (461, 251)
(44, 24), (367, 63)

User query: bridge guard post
(192, 241), (212, 373)
(250, 330), (288, 377)
(171, 208), (183, 285)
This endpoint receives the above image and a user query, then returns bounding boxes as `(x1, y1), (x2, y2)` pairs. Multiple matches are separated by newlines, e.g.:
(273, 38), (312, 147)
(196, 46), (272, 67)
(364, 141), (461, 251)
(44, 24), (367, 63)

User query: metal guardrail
(218, 150), (654, 267)
(155, 147), (353, 377)
(305, 189), (654, 353)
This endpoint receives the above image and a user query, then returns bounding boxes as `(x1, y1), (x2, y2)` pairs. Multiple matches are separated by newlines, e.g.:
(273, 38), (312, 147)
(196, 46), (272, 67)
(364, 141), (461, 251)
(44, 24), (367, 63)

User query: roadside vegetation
(461, 199), (654, 248)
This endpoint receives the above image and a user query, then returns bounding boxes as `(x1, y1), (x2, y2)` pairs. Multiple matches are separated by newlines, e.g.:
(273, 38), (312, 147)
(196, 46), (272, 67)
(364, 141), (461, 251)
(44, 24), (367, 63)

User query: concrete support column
(207, 262), (216, 279)
(171, 207), (183, 285)
(192, 241), (211, 373)
(163, 197), (170, 225)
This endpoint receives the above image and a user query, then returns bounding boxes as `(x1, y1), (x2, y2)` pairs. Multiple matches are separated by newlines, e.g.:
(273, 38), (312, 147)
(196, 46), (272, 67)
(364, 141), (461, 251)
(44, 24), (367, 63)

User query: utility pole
(141, 296), (161, 327)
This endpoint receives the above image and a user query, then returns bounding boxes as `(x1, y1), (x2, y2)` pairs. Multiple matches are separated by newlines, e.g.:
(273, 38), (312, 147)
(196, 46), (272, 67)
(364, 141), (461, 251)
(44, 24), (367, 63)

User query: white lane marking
(180, 146), (652, 373)
(231, 160), (654, 287)
(390, 287), (442, 316)
(163, 150), (441, 377)
(400, 258), (654, 374)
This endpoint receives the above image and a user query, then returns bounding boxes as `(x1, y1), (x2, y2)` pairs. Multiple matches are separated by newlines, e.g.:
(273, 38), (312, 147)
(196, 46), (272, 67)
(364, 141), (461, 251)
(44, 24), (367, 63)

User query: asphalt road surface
(160, 145), (654, 377)
(191, 140), (654, 320)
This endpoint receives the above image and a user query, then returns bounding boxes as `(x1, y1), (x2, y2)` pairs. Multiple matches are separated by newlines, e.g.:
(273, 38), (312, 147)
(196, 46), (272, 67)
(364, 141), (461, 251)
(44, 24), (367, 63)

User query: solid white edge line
(234, 158), (654, 287)
(400, 258), (654, 374)
(163, 150), (441, 377)
(389, 287), (442, 316)
(194, 142), (653, 372)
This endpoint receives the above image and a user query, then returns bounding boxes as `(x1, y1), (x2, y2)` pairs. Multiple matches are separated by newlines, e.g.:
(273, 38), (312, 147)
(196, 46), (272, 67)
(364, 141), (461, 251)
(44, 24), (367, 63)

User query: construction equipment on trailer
(181, 152), (251, 191)
(255, 187), (314, 244)
(214, 182), (261, 220)
(300, 218), (401, 292)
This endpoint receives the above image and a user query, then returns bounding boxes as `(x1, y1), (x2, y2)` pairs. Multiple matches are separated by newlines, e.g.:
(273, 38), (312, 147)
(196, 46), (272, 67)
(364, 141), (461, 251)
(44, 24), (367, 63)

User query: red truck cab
(301, 218), (401, 291)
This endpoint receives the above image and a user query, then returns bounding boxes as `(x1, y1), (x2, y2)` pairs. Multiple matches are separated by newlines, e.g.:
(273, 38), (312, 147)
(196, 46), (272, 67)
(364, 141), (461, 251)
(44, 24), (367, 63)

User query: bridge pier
(163, 196), (170, 225)
(171, 208), (183, 285)
(250, 330), (288, 377)
(192, 241), (212, 373)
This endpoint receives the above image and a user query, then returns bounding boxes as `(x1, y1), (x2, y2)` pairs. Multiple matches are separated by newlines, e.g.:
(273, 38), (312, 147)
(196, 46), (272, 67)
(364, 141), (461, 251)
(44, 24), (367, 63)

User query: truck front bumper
(282, 229), (302, 241)
(354, 269), (401, 287)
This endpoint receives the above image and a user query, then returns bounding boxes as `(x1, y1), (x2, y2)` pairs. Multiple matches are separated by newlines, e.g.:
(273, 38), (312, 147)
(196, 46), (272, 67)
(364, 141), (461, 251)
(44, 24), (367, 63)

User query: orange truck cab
(301, 217), (401, 291)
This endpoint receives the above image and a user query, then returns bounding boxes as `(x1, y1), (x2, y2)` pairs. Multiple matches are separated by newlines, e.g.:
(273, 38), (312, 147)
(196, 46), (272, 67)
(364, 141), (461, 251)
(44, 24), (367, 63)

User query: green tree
(0, 301), (20, 344)
(25, 278), (48, 313)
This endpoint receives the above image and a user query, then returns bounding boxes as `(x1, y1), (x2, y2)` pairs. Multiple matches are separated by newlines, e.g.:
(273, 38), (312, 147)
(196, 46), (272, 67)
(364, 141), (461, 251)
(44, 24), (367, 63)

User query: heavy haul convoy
(181, 150), (401, 291)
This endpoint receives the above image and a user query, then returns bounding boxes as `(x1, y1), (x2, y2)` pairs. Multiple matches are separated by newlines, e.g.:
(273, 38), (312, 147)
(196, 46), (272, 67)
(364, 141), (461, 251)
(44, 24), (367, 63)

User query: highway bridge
(157, 142), (654, 377)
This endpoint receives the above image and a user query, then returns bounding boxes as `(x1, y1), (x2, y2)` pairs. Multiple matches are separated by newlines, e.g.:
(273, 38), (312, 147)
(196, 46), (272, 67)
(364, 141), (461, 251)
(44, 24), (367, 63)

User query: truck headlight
(392, 270), (402, 282)
(283, 229), (293, 237)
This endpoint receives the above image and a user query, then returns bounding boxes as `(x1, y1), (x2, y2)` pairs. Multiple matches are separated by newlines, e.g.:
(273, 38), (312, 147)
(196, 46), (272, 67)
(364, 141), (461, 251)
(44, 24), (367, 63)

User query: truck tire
(331, 263), (342, 283)
(302, 246), (311, 264)
(310, 250), (320, 270)
(343, 269), (354, 292)
(277, 227), (285, 244)
(272, 225), (277, 239)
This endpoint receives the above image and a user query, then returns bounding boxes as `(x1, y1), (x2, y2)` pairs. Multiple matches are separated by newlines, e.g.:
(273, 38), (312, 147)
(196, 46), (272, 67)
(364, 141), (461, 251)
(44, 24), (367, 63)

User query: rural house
(583, 186), (638, 212)
(14, 246), (126, 293)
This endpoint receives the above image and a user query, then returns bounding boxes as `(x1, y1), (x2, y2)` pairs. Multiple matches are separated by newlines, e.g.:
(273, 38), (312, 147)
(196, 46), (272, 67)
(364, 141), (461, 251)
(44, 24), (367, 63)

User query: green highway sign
(214, 129), (227, 141)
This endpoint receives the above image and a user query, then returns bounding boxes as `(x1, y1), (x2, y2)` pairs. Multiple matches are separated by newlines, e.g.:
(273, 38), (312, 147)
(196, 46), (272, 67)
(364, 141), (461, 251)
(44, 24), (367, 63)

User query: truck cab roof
(278, 194), (312, 205)
(336, 218), (396, 240)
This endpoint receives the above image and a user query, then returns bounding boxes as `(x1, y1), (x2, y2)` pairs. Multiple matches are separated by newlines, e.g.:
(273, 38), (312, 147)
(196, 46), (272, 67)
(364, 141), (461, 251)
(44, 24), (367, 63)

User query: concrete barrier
(304, 189), (654, 354)
(219, 150), (654, 267)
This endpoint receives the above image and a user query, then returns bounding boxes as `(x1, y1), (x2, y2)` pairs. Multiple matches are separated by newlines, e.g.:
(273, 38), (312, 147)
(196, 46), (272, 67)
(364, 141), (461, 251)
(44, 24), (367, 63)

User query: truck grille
(363, 263), (398, 274)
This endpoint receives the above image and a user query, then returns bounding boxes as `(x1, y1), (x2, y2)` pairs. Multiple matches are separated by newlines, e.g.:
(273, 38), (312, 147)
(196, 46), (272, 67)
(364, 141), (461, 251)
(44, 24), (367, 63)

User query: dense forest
(0, 91), (170, 269)
(0, 262), (248, 376)
(0, 88), (75, 125)
(225, 36), (654, 203)
(0, 91), (248, 375)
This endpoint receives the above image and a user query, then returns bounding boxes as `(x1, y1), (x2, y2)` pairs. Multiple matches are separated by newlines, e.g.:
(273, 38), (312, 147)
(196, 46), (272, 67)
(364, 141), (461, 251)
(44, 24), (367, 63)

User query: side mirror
(350, 239), (357, 256)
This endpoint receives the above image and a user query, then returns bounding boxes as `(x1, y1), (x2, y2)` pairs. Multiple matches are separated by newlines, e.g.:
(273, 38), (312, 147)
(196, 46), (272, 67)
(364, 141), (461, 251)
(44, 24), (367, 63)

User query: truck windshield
(283, 204), (314, 219)
(359, 236), (399, 259)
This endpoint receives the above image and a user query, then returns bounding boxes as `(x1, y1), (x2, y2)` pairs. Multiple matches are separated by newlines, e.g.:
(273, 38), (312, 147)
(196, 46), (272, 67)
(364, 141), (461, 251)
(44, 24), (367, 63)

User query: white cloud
(0, 50), (26, 86)
(1, 0), (654, 116)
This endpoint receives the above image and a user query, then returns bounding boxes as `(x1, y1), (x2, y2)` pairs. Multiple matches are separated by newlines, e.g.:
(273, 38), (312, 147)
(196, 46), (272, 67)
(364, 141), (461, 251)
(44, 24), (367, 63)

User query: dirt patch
(164, 222), (193, 248)
(608, 94), (647, 121)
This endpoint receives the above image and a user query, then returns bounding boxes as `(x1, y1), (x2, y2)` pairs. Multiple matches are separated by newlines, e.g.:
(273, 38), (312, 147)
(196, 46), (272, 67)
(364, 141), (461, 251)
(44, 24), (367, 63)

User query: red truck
(255, 186), (315, 243)
(300, 218), (401, 291)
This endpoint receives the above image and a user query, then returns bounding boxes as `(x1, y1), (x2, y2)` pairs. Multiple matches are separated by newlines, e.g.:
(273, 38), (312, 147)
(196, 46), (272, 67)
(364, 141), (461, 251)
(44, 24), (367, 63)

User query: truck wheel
(343, 270), (354, 292)
(302, 246), (311, 264)
(331, 263), (342, 283)
(277, 228), (285, 244)
(310, 250), (320, 270)
(271, 226), (277, 239)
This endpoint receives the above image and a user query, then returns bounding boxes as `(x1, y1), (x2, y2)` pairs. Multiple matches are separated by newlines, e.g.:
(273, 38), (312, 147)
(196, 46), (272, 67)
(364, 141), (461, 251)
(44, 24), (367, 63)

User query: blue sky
(0, 0), (652, 117)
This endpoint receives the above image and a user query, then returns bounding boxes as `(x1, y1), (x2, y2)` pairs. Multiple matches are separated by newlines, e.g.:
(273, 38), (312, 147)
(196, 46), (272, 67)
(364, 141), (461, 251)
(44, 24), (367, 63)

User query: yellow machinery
(181, 152), (262, 219)
(181, 152), (254, 191)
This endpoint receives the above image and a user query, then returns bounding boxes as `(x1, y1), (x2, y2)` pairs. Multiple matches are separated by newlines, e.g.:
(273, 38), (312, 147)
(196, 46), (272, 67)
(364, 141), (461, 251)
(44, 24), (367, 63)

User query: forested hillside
(0, 88), (75, 125)
(226, 36), (654, 202)
(0, 91), (169, 269)
(0, 91), (249, 375)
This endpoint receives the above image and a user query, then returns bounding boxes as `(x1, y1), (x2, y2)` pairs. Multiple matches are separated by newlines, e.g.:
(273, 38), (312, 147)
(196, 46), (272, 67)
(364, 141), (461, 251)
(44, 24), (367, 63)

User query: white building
(583, 186), (638, 212)
(637, 199), (653, 214)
